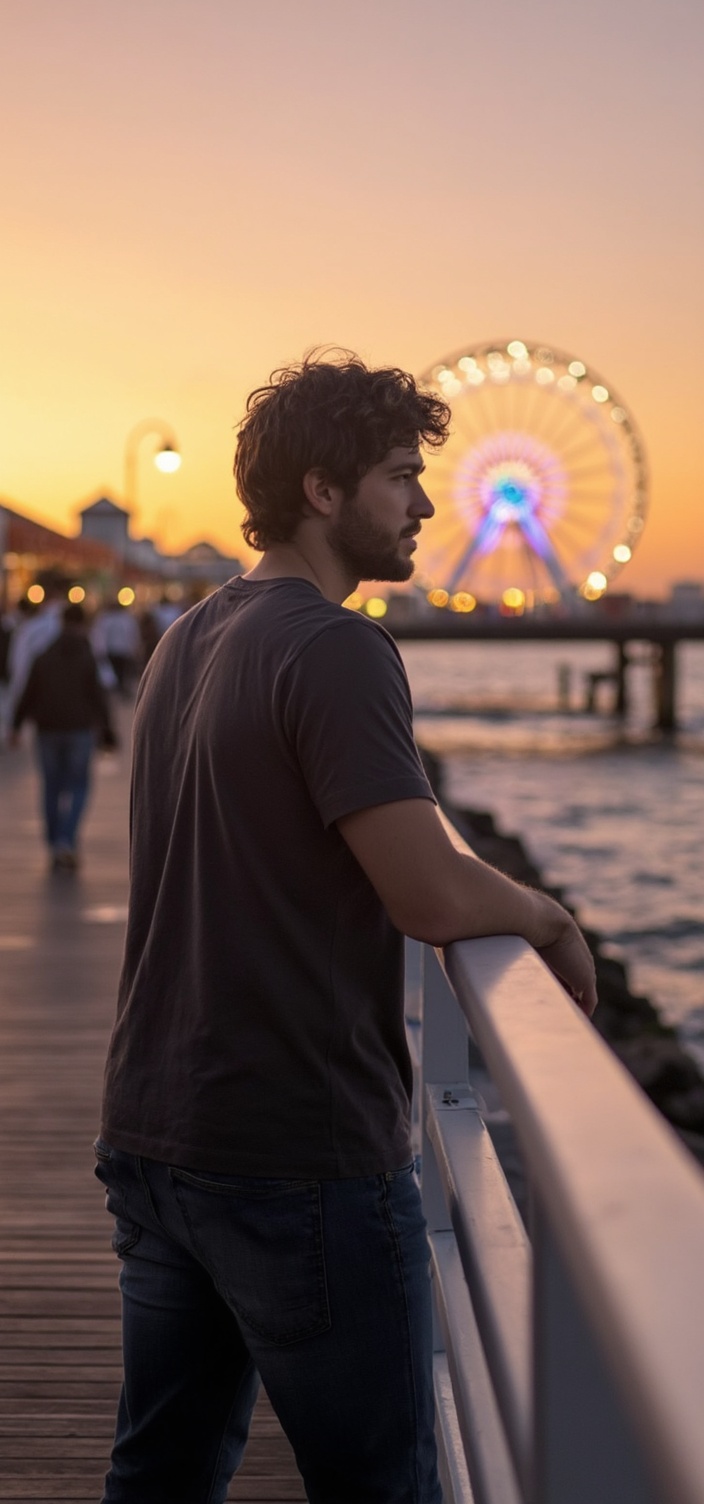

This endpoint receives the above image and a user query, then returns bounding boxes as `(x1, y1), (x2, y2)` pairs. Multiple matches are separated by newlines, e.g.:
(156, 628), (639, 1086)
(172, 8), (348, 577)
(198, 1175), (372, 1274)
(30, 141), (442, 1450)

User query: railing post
(418, 943), (471, 1363)
(532, 1196), (662, 1504)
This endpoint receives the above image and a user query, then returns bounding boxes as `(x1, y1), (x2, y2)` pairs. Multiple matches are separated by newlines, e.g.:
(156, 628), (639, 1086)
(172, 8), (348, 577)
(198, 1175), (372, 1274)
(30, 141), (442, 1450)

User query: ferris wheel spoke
(451, 405), (490, 447)
(555, 430), (610, 466)
(535, 397), (595, 451)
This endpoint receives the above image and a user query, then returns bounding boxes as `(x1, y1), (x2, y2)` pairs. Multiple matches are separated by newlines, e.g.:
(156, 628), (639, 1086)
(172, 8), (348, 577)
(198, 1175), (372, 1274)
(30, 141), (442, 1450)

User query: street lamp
(123, 418), (182, 519)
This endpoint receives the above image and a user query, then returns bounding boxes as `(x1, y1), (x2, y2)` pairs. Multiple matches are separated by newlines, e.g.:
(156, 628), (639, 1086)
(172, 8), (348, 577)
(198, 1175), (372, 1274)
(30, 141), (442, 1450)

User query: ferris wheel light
(613, 544), (632, 563)
(611, 406), (627, 424)
(466, 368), (485, 385)
(557, 374), (577, 392)
(587, 571), (608, 591)
(568, 361), (586, 378)
(592, 385), (609, 404)
(507, 341), (528, 359)
(458, 356), (477, 371)
(536, 367), (555, 385)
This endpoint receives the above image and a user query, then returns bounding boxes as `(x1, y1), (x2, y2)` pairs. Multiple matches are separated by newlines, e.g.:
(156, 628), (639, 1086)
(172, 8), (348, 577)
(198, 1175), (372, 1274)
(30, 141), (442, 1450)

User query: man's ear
(302, 468), (339, 518)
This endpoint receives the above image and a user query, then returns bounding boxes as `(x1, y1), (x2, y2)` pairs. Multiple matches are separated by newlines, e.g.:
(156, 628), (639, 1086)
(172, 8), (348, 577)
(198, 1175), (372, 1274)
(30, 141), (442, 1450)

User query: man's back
(101, 575), (433, 1178)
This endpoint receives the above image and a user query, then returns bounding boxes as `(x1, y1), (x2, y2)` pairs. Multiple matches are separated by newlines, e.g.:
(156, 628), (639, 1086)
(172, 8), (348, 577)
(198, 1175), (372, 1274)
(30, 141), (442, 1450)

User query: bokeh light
(154, 447), (181, 474)
(365, 597), (387, 618)
(450, 592), (476, 613)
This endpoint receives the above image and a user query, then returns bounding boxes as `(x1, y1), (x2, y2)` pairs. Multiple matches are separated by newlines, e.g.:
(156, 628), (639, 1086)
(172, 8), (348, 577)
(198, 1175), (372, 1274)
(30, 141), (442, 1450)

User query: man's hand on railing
(533, 917), (598, 1018)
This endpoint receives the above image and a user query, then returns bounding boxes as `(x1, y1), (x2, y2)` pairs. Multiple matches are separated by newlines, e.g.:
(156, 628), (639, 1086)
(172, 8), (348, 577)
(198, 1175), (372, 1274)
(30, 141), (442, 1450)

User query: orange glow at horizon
(1, 0), (702, 599)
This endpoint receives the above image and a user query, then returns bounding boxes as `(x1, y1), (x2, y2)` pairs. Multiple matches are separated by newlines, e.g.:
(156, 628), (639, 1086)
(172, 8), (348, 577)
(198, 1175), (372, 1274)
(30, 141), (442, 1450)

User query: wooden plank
(0, 730), (305, 1503)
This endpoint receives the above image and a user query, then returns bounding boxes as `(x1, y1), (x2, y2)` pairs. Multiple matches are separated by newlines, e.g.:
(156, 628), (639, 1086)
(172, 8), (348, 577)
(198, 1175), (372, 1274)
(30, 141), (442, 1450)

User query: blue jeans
(94, 1141), (441, 1504)
(36, 729), (94, 851)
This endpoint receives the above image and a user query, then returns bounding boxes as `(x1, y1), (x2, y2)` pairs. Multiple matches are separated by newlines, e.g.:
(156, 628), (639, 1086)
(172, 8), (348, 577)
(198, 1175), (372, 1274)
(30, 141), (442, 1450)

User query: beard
(327, 499), (415, 583)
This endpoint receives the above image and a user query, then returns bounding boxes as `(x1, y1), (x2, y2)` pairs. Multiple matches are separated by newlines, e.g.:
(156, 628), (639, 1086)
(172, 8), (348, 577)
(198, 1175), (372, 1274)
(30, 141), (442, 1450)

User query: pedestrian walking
(92, 599), (141, 696)
(95, 352), (597, 1503)
(11, 602), (115, 869)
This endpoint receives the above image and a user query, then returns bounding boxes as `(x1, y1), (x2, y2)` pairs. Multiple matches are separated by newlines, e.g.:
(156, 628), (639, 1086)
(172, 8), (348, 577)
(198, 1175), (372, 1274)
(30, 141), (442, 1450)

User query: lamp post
(123, 418), (182, 522)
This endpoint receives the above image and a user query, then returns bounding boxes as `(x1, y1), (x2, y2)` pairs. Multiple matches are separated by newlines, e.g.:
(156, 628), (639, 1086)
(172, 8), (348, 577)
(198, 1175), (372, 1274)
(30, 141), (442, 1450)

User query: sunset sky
(2, 0), (702, 596)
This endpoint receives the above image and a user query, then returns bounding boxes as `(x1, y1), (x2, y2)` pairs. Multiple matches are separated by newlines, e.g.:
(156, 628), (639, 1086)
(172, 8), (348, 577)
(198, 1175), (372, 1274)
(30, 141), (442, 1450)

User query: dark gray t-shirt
(101, 577), (434, 1177)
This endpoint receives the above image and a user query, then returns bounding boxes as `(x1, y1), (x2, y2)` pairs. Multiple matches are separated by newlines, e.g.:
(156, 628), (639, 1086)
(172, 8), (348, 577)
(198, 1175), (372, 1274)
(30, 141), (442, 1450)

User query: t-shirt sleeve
(280, 618), (436, 828)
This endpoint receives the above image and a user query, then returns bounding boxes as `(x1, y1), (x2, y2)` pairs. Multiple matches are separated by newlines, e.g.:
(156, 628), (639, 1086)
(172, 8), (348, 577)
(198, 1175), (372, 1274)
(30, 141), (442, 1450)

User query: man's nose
(413, 482), (435, 519)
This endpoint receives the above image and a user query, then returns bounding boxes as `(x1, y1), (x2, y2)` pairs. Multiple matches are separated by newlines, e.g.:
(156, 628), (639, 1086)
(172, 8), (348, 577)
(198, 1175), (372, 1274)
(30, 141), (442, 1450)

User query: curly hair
(234, 350), (451, 551)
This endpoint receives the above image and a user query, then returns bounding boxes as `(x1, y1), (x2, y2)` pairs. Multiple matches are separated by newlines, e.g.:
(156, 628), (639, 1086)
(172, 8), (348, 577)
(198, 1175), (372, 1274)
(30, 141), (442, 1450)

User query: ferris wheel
(416, 340), (648, 606)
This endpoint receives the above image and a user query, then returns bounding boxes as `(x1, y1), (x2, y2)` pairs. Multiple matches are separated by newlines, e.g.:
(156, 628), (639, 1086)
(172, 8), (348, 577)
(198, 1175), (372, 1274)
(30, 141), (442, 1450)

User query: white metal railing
(407, 832), (704, 1504)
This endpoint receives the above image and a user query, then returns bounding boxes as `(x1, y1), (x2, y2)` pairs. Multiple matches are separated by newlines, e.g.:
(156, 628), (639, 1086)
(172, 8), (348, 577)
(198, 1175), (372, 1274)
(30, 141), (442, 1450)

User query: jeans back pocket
(170, 1169), (331, 1346)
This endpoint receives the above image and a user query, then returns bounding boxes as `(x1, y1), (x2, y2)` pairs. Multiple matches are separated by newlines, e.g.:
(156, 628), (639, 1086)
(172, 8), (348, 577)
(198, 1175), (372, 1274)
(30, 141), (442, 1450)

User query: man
(11, 602), (115, 869)
(96, 353), (596, 1504)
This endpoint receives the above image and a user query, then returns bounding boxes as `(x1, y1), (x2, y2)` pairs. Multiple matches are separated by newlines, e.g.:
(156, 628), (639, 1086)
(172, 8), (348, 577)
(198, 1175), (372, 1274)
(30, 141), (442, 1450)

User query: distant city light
(583, 570), (608, 600)
(27, 584), (45, 604)
(118, 587), (135, 607)
(613, 544), (632, 563)
(68, 586), (85, 603)
(591, 385), (609, 404)
(450, 592), (476, 613)
(502, 587), (525, 611)
(365, 597), (388, 618)
(427, 588), (450, 608)
(154, 446), (181, 474)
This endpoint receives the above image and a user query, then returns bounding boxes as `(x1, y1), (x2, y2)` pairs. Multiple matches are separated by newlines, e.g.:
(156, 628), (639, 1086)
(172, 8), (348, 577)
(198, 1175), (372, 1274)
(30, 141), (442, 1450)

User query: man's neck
(244, 536), (355, 605)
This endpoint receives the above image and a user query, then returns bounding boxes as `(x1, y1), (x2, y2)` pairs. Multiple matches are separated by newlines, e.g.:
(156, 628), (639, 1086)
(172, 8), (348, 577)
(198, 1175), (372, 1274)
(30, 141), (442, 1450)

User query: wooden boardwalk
(0, 713), (305, 1503)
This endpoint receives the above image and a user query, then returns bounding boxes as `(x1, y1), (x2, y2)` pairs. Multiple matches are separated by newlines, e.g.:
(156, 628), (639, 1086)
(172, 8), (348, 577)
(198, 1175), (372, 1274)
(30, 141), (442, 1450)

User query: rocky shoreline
(420, 748), (704, 1186)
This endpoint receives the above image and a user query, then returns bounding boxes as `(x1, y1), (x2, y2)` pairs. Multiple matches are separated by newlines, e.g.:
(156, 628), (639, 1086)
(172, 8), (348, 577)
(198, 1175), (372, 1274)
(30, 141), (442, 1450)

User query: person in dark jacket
(10, 603), (115, 869)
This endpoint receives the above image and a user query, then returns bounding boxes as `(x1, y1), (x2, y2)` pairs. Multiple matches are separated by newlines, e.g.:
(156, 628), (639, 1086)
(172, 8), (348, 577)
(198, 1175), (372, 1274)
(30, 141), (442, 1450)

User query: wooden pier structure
(0, 722), (304, 1504)
(390, 614), (704, 731)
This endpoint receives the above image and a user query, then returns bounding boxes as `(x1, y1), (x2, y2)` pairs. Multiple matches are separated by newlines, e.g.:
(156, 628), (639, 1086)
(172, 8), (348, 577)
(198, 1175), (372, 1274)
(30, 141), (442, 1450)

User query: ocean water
(399, 639), (704, 1059)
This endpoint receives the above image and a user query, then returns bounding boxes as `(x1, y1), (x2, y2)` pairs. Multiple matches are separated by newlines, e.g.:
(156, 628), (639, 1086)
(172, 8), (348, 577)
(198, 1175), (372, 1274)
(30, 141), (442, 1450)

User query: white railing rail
(409, 828), (704, 1504)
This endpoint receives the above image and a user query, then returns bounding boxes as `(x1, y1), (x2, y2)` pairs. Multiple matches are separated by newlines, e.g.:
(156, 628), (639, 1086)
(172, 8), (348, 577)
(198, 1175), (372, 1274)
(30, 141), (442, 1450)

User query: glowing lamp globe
(154, 446), (181, 475)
